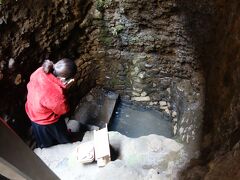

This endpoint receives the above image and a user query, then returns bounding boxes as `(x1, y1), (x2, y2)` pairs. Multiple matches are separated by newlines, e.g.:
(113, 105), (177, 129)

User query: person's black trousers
(31, 119), (71, 148)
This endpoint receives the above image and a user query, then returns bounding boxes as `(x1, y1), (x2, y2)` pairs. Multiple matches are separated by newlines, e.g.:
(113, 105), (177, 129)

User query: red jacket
(25, 67), (69, 125)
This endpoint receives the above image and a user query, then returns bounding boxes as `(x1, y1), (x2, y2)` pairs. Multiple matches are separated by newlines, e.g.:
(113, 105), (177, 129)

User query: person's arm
(41, 93), (69, 116)
(52, 97), (69, 116)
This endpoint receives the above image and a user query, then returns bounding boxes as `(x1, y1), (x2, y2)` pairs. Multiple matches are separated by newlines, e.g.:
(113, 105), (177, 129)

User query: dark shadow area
(0, 174), (9, 180)
(110, 145), (120, 161)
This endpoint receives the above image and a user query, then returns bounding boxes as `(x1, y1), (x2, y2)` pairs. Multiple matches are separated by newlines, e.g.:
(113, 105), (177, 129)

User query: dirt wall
(179, 0), (240, 179)
(0, 0), (96, 138)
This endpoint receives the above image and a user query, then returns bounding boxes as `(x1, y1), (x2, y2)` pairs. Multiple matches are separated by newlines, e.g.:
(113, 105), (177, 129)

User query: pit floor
(34, 131), (187, 180)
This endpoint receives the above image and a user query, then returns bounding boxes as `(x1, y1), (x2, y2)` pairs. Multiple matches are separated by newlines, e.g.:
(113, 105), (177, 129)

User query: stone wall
(78, 0), (204, 149)
(0, 0), (205, 147)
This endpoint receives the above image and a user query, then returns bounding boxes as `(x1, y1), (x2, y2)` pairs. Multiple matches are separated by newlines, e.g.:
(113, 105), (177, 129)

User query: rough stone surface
(77, 0), (205, 150)
(178, 0), (240, 179)
(171, 78), (204, 153)
(0, 0), (97, 137)
(0, 0), (204, 144)
(34, 131), (188, 180)
(80, 0), (204, 110)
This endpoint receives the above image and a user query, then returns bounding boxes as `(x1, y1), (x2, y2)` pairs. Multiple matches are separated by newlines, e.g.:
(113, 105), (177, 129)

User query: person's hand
(65, 78), (75, 89)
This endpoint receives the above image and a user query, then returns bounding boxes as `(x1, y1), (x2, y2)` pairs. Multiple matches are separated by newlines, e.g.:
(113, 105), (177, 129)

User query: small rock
(160, 106), (168, 110)
(182, 135), (186, 142)
(167, 102), (171, 108)
(131, 96), (150, 101)
(55, 40), (60, 45)
(132, 59), (138, 65)
(144, 63), (153, 68)
(179, 127), (184, 135)
(159, 101), (167, 106)
(138, 72), (145, 79)
(133, 87), (142, 93)
(186, 135), (190, 143)
(173, 124), (177, 136)
(8, 58), (15, 69)
(149, 102), (154, 106)
(14, 74), (22, 85)
(172, 111), (177, 117)
(165, 108), (170, 115)
(93, 9), (102, 19)
(60, 7), (66, 14)
(132, 91), (140, 96)
(133, 78), (141, 83)
(149, 102), (158, 106)
(167, 88), (171, 94)
(134, 67), (140, 74)
(141, 91), (147, 97)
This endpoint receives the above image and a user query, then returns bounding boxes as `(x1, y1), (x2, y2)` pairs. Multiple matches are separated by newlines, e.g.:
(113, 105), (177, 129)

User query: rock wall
(0, 0), (204, 146)
(201, 0), (240, 178)
(0, 0), (97, 138)
(201, 0), (240, 155)
(80, 0), (204, 149)
(179, 0), (240, 179)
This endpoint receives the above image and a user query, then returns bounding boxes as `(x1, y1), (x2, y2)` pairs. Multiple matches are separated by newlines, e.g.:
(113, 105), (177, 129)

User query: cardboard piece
(93, 125), (111, 167)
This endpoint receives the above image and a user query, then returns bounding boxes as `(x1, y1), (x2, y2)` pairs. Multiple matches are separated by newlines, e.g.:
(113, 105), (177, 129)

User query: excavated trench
(0, 0), (240, 179)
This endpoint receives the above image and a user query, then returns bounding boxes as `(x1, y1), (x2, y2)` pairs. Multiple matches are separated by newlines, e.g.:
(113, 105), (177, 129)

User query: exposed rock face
(201, 0), (240, 178)
(79, 0), (204, 149)
(201, 0), (240, 154)
(0, 0), (97, 137)
(0, 0), (204, 149)
(85, 0), (204, 106)
(178, 0), (240, 179)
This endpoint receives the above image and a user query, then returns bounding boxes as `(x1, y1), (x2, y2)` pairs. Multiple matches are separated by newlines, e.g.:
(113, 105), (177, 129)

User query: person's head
(42, 58), (77, 85)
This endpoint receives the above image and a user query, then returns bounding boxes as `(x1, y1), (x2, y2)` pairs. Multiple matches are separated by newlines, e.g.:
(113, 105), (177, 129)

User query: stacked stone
(76, 0), (204, 145)
(88, 0), (197, 102)
(131, 54), (150, 102)
(75, 56), (94, 87)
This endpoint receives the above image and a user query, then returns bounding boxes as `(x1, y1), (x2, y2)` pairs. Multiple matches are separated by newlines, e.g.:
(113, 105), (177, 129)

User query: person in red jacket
(25, 58), (77, 148)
